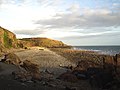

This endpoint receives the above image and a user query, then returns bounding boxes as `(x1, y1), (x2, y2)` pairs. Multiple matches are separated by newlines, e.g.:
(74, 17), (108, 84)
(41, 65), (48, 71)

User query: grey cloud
(59, 31), (120, 45)
(35, 10), (120, 29)
(35, 1), (120, 29)
(58, 30), (120, 40)
(71, 27), (114, 34)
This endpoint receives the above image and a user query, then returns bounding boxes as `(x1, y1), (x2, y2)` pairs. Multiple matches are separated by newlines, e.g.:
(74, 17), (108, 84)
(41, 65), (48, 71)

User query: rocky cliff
(0, 26), (17, 51)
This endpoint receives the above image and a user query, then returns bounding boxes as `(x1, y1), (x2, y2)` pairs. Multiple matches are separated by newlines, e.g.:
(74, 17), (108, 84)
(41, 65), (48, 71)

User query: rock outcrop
(1, 53), (21, 65)
(0, 26), (17, 49)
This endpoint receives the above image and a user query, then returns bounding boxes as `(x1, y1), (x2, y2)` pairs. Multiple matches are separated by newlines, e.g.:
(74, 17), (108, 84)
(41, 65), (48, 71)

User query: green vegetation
(3, 31), (12, 48)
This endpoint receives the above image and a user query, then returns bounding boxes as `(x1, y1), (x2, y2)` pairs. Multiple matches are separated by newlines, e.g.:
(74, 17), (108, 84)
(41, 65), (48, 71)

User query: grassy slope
(18, 38), (70, 48)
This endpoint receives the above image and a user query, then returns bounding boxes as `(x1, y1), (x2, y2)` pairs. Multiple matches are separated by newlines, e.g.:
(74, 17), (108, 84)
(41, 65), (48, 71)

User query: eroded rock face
(0, 26), (17, 48)
(2, 53), (21, 65)
(116, 54), (120, 66)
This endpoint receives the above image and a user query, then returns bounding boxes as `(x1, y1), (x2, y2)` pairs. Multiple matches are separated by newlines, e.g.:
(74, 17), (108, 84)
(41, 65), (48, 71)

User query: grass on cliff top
(19, 38), (69, 48)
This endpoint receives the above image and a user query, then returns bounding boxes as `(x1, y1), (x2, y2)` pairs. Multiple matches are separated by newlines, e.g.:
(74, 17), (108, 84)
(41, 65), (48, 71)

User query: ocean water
(73, 46), (120, 55)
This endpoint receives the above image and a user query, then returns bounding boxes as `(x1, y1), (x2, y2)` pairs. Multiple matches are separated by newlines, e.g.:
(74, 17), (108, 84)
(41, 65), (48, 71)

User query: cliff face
(0, 26), (70, 50)
(18, 38), (70, 48)
(0, 26), (17, 49)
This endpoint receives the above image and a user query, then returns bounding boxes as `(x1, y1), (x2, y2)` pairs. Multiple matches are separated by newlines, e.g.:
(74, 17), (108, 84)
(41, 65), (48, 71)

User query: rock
(41, 70), (54, 81)
(89, 69), (114, 88)
(57, 72), (78, 83)
(0, 26), (17, 48)
(103, 55), (114, 65)
(59, 64), (73, 70)
(12, 70), (42, 82)
(48, 83), (56, 87)
(12, 71), (32, 82)
(116, 54), (120, 66)
(25, 75), (32, 81)
(1, 53), (21, 65)
(65, 86), (77, 90)
(72, 70), (87, 80)
(74, 60), (99, 71)
(21, 83), (27, 86)
(31, 72), (41, 81)
(21, 60), (39, 73)
(86, 67), (103, 78)
(45, 69), (54, 74)
(20, 78), (27, 82)
(42, 82), (49, 86)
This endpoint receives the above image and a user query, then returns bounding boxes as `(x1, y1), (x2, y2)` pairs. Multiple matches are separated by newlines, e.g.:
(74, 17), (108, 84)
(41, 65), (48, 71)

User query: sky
(0, 0), (120, 46)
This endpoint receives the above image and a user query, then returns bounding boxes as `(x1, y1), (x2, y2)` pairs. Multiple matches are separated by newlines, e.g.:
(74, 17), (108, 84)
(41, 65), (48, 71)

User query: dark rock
(2, 53), (21, 65)
(31, 72), (41, 81)
(86, 67), (103, 78)
(42, 82), (49, 86)
(12, 71), (31, 82)
(21, 60), (39, 73)
(57, 72), (78, 83)
(72, 70), (87, 80)
(48, 84), (56, 87)
(89, 69), (114, 88)
(41, 70), (54, 81)
(65, 86), (77, 90)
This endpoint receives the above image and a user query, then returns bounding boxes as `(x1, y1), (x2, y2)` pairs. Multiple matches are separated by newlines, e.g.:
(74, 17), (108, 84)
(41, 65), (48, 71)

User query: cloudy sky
(0, 0), (120, 46)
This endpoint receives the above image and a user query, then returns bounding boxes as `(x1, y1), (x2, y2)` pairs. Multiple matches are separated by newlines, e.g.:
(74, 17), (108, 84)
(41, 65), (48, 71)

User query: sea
(73, 46), (120, 55)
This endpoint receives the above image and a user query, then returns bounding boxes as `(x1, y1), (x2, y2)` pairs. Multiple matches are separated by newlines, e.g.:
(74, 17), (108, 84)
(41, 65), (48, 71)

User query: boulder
(12, 70), (41, 82)
(57, 72), (78, 83)
(86, 67), (103, 78)
(72, 70), (87, 80)
(21, 60), (39, 73)
(12, 71), (32, 82)
(31, 72), (41, 81)
(1, 53), (21, 65)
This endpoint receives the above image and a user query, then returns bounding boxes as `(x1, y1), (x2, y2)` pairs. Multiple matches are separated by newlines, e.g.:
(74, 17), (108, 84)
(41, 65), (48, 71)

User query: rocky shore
(50, 48), (120, 89)
(0, 47), (120, 90)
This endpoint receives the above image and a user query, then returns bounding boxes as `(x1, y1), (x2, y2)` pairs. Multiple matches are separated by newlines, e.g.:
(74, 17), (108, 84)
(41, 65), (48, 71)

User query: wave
(73, 46), (120, 55)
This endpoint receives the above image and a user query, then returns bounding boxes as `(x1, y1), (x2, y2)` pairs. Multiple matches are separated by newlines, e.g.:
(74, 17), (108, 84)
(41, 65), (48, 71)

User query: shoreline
(72, 46), (120, 56)
(50, 47), (106, 62)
